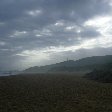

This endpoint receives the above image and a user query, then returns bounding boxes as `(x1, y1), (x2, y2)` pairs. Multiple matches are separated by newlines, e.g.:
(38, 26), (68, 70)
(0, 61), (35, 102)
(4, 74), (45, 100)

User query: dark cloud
(0, 0), (110, 28)
(0, 0), (112, 70)
(79, 27), (101, 38)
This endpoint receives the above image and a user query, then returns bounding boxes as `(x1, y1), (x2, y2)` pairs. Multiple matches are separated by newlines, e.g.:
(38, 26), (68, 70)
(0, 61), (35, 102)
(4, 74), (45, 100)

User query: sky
(0, 0), (112, 70)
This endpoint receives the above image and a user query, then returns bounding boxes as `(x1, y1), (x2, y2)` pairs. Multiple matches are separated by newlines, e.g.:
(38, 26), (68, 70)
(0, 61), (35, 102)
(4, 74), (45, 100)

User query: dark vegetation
(0, 74), (112, 112)
(85, 63), (112, 83)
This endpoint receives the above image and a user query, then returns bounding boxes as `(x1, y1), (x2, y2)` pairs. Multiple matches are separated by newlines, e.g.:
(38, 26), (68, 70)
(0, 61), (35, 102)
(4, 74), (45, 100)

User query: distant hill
(23, 55), (112, 74)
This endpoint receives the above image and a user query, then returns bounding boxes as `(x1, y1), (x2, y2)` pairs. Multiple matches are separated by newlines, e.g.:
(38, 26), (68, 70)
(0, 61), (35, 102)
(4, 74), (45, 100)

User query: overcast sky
(0, 0), (112, 70)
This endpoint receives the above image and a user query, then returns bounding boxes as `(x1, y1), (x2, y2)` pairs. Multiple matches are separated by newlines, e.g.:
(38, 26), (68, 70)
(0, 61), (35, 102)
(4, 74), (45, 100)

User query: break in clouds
(0, 0), (112, 70)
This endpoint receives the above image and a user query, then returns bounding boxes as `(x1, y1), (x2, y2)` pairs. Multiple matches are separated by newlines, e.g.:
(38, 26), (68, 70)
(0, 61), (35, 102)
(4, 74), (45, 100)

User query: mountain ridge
(23, 55), (112, 74)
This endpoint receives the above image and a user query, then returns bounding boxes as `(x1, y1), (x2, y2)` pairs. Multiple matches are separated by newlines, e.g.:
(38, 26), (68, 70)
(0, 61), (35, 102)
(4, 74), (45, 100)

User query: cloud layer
(0, 0), (112, 70)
